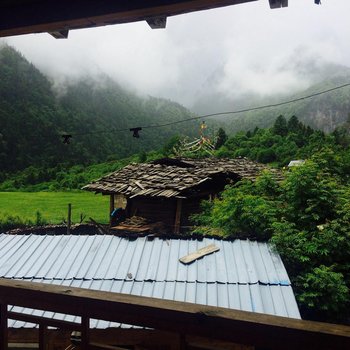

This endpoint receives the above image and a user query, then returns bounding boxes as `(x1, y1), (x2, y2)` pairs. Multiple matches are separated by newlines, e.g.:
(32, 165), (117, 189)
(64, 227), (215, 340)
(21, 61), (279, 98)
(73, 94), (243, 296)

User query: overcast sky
(3, 0), (350, 107)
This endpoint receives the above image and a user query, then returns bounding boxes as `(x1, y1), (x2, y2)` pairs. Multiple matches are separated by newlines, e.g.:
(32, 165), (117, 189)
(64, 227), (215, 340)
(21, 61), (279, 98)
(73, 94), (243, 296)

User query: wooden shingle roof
(83, 157), (278, 198)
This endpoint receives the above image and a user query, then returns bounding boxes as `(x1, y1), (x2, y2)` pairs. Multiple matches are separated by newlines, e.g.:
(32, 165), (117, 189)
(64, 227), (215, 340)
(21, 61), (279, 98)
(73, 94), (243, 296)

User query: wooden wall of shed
(181, 196), (206, 226)
(127, 197), (177, 227)
(125, 175), (241, 231)
(126, 195), (210, 231)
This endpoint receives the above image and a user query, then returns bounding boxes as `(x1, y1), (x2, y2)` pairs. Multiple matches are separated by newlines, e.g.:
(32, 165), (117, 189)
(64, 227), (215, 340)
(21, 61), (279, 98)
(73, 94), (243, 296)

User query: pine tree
(287, 115), (301, 133)
(215, 128), (228, 149)
(273, 115), (288, 136)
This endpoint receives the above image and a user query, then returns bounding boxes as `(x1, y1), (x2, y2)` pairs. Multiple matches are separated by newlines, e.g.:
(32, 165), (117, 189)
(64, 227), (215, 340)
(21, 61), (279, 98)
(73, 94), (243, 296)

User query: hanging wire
(60, 82), (350, 143)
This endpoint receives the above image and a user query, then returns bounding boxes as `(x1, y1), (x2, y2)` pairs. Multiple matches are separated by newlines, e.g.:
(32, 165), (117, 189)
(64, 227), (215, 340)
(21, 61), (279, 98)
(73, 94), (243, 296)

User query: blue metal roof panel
(0, 233), (300, 326)
(0, 234), (292, 284)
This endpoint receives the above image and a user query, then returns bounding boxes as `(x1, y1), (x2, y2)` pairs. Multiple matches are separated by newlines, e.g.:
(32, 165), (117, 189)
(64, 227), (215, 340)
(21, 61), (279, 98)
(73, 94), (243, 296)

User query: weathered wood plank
(0, 280), (349, 350)
(187, 335), (253, 350)
(134, 181), (145, 190)
(179, 244), (220, 264)
(8, 344), (38, 349)
(0, 303), (8, 350)
(89, 343), (130, 350)
(38, 324), (47, 350)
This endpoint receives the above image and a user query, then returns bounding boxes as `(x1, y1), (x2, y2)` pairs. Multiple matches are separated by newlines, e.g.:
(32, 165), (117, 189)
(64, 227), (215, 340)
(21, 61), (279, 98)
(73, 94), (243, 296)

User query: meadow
(0, 191), (109, 231)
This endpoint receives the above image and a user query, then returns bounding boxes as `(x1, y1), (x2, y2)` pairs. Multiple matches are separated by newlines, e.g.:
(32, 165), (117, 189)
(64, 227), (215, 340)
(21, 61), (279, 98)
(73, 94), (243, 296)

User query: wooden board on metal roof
(179, 243), (220, 264)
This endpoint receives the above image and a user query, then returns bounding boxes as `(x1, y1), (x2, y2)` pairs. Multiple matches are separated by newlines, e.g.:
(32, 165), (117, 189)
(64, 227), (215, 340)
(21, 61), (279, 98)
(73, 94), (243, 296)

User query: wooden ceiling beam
(0, 0), (256, 38)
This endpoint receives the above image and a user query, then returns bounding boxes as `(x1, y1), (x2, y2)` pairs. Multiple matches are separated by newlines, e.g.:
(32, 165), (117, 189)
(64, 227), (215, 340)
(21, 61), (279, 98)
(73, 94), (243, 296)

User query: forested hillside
(0, 45), (197, 177)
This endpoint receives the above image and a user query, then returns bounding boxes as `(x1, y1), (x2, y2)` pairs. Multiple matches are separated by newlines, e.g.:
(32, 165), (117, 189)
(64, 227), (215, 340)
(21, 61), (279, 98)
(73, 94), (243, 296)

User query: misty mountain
(193, 61), (350, 133)
(0, 45), (197, 173)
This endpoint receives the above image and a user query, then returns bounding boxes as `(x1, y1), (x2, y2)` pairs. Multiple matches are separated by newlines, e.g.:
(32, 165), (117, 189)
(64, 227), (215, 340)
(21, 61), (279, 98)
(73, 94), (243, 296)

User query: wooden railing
(0, 279), (349, 350)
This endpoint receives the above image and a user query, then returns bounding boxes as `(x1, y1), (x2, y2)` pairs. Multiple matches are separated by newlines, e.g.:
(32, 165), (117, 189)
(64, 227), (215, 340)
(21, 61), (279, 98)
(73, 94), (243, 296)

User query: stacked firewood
(122, 216), (148, 227)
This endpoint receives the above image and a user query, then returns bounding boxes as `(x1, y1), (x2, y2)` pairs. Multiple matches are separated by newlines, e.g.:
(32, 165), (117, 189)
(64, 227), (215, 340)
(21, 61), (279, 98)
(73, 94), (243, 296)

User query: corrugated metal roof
(0, 234), (301, 328)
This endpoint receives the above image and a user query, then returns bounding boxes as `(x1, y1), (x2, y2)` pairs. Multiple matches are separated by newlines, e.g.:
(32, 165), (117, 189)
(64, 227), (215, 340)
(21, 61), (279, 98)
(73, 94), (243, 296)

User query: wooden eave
(0, 0), (257, 38)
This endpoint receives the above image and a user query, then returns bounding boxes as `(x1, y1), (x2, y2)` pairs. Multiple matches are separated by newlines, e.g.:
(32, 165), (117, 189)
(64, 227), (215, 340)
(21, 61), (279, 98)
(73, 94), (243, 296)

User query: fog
(3, 0), (350, 108)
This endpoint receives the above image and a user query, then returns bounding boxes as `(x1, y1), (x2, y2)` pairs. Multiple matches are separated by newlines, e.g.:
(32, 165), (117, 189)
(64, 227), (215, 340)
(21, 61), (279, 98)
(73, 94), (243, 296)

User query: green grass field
(0, 191), (109, 228)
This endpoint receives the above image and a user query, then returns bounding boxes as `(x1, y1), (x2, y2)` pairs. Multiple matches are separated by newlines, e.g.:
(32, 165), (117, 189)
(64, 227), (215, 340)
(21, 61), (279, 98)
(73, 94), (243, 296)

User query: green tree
(162, 135), (182, 157)
(215, 127), (228, 149)
(273, 115), (288, 136)
(287, 115), (301, 133)
(192, 156), (350, 322)
(138, 151), (147, 163)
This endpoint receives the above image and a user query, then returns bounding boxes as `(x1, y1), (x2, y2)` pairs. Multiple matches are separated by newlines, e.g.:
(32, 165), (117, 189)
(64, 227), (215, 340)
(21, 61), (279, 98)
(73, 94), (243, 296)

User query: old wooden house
(83, 157), (279, 233)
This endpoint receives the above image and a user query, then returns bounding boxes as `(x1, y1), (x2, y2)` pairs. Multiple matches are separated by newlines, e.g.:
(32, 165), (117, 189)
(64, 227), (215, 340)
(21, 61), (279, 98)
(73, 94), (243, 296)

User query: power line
(61, 82), (350, 141)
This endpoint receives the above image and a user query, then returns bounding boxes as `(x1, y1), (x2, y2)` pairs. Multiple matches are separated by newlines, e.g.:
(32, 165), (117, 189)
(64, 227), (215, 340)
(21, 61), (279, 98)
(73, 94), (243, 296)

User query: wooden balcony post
(0, 303), (8, 350)
(174, 198), (183, 234)
(39, 324), (47, 350)
(67, 203), (72, 234)
(179, 333), (187, 350)
(81, 316), (90, 350)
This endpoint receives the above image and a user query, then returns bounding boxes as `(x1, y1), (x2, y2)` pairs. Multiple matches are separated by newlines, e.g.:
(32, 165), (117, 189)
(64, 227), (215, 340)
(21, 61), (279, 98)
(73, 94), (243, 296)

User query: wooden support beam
(0, 307), (7, 349)
(187, 335), (252, 349)
(49, 29), (69, 39)
(269, 0), (288, 8)
(0, 304), (8, 350)
(67, 203), (72, 235)
(0, 280), (349, 350)
(174, 198), (183, 234)
(146, 16), (167, 29)
(9, 329), (185, 350)
(38, 325), (47, 350)
(109, 194), (115, 227)
(81, 316), (90, 350)
(8, 344), (38, 349)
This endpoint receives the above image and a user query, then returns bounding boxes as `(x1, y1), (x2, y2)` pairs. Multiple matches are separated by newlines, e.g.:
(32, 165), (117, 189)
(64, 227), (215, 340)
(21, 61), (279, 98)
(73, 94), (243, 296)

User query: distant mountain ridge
(0, 45), (197, 174)
(1, 44), (349, 176)
(192, 63), (350, 133)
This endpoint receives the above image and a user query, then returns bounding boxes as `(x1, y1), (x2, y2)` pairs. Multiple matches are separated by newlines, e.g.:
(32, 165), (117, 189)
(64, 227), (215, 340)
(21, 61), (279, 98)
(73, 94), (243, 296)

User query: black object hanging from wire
(130, 127), (142, 138)
(315, 0), (321, 4)
(62, 134), (72, 144)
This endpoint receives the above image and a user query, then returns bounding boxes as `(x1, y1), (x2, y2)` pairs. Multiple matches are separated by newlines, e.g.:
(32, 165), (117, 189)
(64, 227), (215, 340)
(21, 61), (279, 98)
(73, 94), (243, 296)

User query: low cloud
(4, 0), (350, 108)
